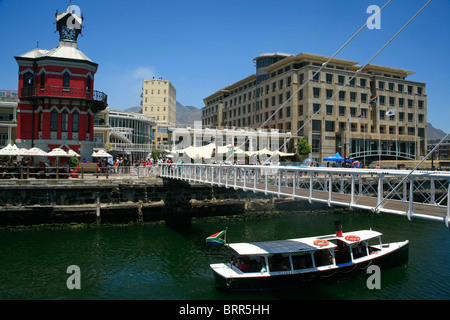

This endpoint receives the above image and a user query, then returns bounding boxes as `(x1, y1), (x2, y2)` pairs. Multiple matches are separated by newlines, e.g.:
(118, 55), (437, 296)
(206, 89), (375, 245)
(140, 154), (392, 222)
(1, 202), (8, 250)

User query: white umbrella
(47, 148), (69, 157)
(19, 147), (48, 157)
(92, 149), (113, 158)
(67, 149), (80, 157)
(0, 144), (20, 156)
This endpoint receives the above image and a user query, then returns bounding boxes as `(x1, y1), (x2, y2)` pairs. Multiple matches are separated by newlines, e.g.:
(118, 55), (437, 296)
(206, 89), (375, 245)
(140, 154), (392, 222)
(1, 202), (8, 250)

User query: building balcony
(20, 86), (107, 112)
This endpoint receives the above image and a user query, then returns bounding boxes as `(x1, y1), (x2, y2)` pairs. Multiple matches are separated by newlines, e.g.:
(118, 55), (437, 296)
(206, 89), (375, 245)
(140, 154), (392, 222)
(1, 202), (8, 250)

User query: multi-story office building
(202, 52), (427, 164)
(142, 78), (176, 146)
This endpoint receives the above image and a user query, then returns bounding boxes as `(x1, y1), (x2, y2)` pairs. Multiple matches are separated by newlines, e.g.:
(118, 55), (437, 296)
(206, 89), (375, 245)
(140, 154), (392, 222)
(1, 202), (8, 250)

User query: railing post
(277, 170), (281, 197)
(292, 171), (296, 197)
(377, 174), (383, 211)
(446, 179), (450, 228)
(408, 177), (414, 221)
(350, 174), (355, 209)
(328, 172), (332, 207)
(225, 167), (229, 188)
(253, 167), (257, 193)
(243, 168), (247, 191)
(309, 171), (314, 203)
(264, 168), (268, 195)
(430, 178), (436, 204)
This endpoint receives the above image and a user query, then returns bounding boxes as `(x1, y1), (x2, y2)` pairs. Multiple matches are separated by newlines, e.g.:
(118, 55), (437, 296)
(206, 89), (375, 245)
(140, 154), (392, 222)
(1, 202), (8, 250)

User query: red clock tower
(14, 5), (107, 161)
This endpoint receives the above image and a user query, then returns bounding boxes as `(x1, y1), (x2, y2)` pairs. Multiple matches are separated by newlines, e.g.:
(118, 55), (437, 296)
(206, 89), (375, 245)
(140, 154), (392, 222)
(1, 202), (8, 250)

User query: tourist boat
(210, 222), (409, 291)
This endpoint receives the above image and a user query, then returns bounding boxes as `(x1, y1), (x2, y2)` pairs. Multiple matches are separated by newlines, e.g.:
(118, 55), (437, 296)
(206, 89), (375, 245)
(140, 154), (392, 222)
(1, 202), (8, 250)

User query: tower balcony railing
(20, 86), (108, 104)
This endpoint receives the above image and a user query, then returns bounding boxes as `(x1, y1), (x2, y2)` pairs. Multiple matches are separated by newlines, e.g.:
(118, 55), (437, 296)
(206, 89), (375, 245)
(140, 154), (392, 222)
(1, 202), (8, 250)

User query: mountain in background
(176, 101), (202, 125)
(428, 122), (446, 139)
(124, 102), (201, 125)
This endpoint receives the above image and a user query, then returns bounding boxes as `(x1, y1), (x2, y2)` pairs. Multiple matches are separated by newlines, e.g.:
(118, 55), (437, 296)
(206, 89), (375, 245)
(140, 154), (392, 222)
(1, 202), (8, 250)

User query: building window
(325, 121), (335, 132)
(61, 111), (68, 132)
(417, 87), (423, 95)
(326, 105), (333, 115)
(389, 97), (395, 106)
(87, 114), (91, 133)
(313, 88), (320, 98)
(388, 83), (394, 91)
(86, 75), (92, 92)
(360, 79), (366, 88)
(63, 72), (70, 88)
(40, 72), (45, 88)
(326, 89), (333, 99)
(313, 104), (321, 113)
(23, 72), (34, 87)
(312, 71), (320, 82)
(39, 112), (43, 131)
(50, 111), (58, 132)
(361, 93), (367, 103)
(418, 100), (424, 109)
(72, 112), (79, 132)
(312, 120), (321, 132)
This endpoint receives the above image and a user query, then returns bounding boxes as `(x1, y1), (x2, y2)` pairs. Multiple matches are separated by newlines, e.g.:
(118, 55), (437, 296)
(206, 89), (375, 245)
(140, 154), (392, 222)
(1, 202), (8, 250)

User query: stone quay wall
(0, 177), (317, 226)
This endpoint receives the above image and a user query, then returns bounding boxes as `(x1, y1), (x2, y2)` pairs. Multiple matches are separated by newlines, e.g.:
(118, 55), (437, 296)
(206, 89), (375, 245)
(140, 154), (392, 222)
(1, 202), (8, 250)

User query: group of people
(106, 156), (174, 174)
(230, 256), (267, 273)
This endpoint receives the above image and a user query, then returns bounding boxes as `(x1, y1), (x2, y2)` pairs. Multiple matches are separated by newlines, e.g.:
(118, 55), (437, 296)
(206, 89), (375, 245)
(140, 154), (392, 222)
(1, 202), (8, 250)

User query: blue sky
(0, 0), (449, 132)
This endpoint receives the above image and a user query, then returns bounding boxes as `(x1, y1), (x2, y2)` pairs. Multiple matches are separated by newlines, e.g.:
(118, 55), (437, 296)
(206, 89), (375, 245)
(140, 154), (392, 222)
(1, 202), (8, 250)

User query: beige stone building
(202, 52), (427, 165)
(142, 78), (176, 145)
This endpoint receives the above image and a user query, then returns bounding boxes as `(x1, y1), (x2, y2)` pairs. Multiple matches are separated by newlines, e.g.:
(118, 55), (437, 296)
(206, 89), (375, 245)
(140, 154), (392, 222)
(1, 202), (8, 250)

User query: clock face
(61, 27), (76, 40)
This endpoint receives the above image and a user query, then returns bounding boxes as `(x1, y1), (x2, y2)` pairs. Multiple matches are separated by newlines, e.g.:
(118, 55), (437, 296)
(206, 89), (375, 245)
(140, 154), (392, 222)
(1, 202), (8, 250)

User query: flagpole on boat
(225, 227), (229, 247)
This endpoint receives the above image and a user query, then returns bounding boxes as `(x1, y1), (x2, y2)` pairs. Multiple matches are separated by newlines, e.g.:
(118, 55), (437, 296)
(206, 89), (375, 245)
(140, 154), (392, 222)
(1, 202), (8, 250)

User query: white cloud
(131, 67), (156, 80)
(97, 66), (158, 109)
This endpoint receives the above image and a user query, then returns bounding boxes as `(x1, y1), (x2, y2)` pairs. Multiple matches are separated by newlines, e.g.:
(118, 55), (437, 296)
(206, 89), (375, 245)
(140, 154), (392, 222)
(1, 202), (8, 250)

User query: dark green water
(0, 209), (449, 300)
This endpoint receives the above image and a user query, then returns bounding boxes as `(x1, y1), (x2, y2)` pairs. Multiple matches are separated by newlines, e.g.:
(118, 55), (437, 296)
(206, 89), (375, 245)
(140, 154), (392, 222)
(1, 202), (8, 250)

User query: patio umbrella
(19, 147), (48, 157)
(47, 148), (69, 157)
(0, 144), (20, 156)
(92, 149), (113, 158)
(67, 149), (80, 157)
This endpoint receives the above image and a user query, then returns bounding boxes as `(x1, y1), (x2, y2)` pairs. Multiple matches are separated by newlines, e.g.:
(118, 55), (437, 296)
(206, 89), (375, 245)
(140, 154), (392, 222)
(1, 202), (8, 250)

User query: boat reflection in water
(210, 221), (409, 291)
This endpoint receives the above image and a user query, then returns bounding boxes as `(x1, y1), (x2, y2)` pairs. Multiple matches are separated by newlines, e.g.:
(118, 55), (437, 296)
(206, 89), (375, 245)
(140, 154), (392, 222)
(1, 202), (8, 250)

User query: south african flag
(206, 229), (227, 246)
(369, 96), (378, 104)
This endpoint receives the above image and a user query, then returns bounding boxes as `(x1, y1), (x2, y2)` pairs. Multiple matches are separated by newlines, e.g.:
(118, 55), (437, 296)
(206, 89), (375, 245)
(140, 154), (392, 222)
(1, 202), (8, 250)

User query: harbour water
(0, 208), (449, 301)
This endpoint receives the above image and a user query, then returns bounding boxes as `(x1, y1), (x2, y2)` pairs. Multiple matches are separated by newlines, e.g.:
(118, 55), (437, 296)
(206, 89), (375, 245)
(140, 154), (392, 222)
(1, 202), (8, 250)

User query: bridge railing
(160, 163), (450, 227)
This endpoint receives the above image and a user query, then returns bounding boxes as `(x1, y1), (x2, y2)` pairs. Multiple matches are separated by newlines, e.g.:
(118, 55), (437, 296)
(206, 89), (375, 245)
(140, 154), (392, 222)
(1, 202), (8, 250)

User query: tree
(297, 138), (311, 162)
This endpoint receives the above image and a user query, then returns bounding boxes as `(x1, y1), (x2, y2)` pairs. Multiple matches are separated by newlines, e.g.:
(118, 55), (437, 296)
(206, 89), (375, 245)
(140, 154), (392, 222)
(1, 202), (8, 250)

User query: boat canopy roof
(228, 230), (382, 256)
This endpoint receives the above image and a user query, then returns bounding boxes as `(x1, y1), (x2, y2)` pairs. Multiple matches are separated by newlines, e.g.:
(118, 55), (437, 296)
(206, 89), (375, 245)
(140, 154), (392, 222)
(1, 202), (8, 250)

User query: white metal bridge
(160, 163), (450, 227)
